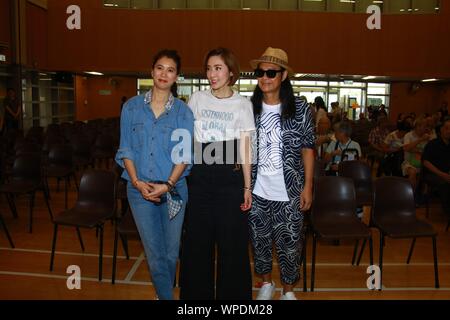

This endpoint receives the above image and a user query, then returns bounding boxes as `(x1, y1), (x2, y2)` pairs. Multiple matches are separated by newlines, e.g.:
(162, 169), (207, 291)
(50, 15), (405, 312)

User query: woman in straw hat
(179, 47), (255, 300)
(248, 47), (315, 300)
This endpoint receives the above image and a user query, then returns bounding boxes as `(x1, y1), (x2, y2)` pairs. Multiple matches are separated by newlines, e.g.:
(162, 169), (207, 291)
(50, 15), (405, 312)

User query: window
(103, 0), (441, 13)
(300, 0), (326, 12)
(22, 71), (75, 130)
(272, 0), (298, 10)
(138, 74), (390, 120)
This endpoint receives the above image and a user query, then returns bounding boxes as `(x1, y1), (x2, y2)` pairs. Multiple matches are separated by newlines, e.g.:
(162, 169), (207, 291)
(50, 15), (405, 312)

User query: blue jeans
(127, 184), (185, 300)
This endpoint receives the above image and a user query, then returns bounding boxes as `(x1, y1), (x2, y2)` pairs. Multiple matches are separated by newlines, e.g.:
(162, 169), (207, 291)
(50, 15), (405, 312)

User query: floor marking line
(124, 252), (145, 282)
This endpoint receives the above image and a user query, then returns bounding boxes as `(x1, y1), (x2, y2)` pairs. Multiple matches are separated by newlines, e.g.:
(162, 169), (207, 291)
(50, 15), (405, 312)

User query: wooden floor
(1, 168), (450, 300)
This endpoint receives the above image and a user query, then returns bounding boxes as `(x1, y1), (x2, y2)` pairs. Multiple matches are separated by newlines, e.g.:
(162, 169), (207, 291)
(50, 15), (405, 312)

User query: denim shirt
(115, 90), (195, 202)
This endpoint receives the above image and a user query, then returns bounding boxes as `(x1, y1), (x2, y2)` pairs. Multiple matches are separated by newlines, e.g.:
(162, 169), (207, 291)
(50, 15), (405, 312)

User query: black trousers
(180, 162), (253, 300)
(424, 173), (450, 216)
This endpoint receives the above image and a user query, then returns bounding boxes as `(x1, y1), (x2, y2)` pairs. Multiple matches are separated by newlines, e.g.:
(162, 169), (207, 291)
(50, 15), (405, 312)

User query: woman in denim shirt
(115, 49), (194, 300)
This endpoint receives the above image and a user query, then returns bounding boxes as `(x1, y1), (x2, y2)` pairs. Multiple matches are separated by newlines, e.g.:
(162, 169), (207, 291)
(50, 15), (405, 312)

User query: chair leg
(56, 177), (60, 192)
(5, 193), (18, 219)
(369, 236), (374, 267)
(406, 238), (416, 264)
(356, 238), (367, 266)
(73, 173), (79, 192)
(76, 227), (85, 252)
(98, 225), (104, 282)
(42, 187), (53, 221)
(64, 176), (69, 210)
(45, 178), (51, 200)
(112, 225), (119, 284)
(49, 224), (58, 271)
(119, 234), (130, 260)
(0, 214), (15, 248)
(432, 236), (440, 288)
(352, 239), (360, 265)
(28, 192), (36, 234)
(311, 233), (317, 292)
(379, 233), (384, 291)
(6, 193), (18, 219)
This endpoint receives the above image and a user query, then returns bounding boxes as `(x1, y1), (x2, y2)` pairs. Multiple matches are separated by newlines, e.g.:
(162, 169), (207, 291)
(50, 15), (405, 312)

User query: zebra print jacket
(251, 97), (315, 211)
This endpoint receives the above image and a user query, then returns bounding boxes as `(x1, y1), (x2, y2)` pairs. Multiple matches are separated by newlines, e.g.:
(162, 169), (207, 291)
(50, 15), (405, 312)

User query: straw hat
(250, 47), (293, 74)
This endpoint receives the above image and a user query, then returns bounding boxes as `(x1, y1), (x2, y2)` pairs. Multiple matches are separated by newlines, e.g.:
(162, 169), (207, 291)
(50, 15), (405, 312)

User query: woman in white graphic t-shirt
(180, 47), (256, 300)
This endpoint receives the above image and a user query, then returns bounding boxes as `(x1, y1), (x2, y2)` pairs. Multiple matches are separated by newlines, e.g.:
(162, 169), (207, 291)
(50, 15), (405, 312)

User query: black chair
(49, 170), (116, 281)
(338, 160), (373, 208)
(92, 134), (115, 169)
(370, 177), (439, 289)
(45, 145), (79, 209)
(111, 207), (140, 284)
(310, 176), (373, 292)
(0, 212), (14, 248)
(314, 159), (326, 180)
(71, 135), (94, 170)
(0, 153), (53, 233)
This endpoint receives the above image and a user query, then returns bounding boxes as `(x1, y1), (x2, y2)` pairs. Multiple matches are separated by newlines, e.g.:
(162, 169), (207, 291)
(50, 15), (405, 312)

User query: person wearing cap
(248, 47), (315, 300)
(179, 47), (255, 300)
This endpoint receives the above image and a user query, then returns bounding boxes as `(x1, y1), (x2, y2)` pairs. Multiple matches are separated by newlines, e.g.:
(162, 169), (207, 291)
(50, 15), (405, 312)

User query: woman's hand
(146, 182), (169, 203)
(134, 181), (154, 200)
(240, 189), (252, 212)
(300, 186), (313, 212)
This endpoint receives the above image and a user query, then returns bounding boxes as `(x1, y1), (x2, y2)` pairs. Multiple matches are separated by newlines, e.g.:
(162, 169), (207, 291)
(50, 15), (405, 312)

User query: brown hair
(204, 47), (240, 86)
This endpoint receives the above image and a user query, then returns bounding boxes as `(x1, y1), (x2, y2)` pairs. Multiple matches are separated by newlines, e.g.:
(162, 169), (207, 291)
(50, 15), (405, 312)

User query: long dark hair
(251, 75), (296, 119)
(152, 49), (181, 97)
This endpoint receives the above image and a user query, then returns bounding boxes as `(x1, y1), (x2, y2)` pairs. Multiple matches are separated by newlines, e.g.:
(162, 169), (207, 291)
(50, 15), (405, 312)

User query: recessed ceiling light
(85, 71), (104, 76)
(421, 78), (438, 82)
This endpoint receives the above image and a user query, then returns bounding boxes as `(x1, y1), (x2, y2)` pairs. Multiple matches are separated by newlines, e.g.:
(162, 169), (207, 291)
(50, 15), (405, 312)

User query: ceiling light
(421, 79), (438, 82)
(85, 71), (104, 76)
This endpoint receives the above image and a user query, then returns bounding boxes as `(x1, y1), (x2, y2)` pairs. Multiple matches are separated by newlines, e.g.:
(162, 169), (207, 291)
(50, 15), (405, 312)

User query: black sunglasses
(254, 68), (284, 79)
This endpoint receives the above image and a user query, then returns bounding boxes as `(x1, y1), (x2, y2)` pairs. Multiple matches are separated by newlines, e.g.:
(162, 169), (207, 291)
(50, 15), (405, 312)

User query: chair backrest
(48, 145), (73, 166)
(314, 159), (326, 180)
(312, 176), (356, 223)
(12, 153), (42, 183)
(94, 134), (114, 151)
(338, 160), (371, 181)
(372, 177), (417, 223)
(76, 170), (116, 212)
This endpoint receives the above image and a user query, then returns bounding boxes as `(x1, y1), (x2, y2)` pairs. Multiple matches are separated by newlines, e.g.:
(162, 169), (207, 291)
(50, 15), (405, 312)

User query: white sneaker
(256, 281), (276, 300)
(280, 292), (297, 300)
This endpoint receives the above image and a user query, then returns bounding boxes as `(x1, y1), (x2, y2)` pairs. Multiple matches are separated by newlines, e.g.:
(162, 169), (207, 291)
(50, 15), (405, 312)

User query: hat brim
(250, 59), (294, 75)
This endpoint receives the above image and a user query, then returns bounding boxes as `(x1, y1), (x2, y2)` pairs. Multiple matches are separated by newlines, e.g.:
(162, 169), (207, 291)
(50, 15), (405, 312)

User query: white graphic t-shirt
(188, 90), (255, 143)
(253, 103), (289, 202)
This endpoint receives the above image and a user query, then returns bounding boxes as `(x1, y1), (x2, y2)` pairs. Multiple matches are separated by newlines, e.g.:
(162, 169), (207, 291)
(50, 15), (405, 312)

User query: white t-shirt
(188, 90), (255, 143)
(384, 130), (404, 149)
(253, 103), (289, 202)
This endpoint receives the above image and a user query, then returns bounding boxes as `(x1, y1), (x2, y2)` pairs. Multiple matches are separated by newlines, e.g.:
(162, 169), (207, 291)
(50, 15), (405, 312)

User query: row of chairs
(309, 176), (439, 291)
(45, 166), (439, 291)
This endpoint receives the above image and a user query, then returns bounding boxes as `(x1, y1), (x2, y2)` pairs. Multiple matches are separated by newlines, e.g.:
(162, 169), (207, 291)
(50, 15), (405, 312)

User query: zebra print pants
(248, 194), (305, 285)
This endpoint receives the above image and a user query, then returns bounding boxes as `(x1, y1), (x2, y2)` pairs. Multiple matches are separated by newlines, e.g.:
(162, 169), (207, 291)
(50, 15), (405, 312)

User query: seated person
(368, 115), (391, 176)
(422, 117), (450, 220)
(324, 121), (362, 175)
(402, 117), (433, 191)
(315, 115), (332, 159)
(383, 120), (410, 176)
